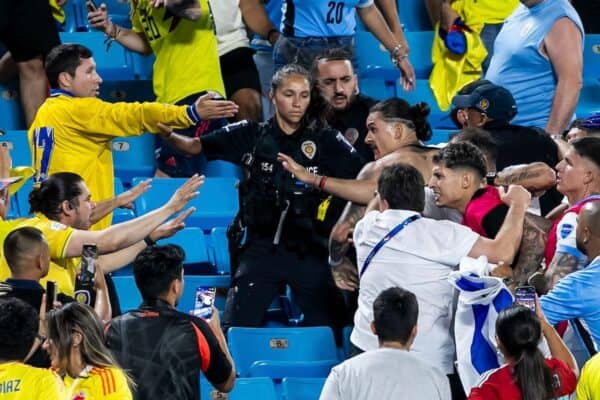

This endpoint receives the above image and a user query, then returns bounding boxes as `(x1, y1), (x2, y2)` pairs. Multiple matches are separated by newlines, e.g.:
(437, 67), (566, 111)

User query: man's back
(319, 348), (451, 400)
(106, 300), (232, 400)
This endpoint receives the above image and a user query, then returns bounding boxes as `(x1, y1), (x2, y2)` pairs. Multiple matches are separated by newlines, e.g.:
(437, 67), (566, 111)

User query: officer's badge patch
(301, 141), (317, 159)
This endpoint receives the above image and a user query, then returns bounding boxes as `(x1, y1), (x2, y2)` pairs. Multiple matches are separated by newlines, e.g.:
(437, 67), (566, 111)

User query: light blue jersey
(485, 0), (583, 129)
(281, 0), (373, 38)
(541, 256), (600, 349)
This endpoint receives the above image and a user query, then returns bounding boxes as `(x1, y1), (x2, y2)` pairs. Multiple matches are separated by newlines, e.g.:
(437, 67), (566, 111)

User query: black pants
(222, 238), (346, 334)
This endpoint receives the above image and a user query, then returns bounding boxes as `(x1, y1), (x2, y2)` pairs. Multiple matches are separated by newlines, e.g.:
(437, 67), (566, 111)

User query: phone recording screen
(193, 287), (216, 320)
(514, 286), (536, 311)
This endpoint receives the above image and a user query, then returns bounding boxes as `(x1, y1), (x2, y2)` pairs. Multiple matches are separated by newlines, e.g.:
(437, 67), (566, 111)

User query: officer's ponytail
(370, 98), (432, 142)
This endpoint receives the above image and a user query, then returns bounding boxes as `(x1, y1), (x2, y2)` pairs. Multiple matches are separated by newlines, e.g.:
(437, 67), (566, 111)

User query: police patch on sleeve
(560, 223), (573, 239)
(301, 141), (316, 160)
(335, 132), (357, 153)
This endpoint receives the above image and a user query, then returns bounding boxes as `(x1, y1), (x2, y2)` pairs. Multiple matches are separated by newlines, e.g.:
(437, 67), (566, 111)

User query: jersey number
(140, 14), (161, 40)
(326, 1), (344, 24)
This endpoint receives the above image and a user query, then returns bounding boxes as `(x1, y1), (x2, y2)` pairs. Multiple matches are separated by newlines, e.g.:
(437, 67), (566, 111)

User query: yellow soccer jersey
(64, 366), (132, 400)
(28, 92), (198, 230)
(49, 0), (66, 24)
(0, 361), (65, 399)
(131, 0), (225, 103)
(577, 353), (600, 400)
(460, 0), (519, 26)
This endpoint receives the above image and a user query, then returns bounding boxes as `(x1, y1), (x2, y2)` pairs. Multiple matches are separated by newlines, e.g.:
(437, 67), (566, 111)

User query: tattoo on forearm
(500, 168), (542, 186)
(545, 252), (579, 286)
(512, 216), (548, 286)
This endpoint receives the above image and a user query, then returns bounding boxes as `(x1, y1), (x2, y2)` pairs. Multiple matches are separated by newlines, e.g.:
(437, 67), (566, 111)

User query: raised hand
(194, 92), (239, 120)
(118, 179), (152, 210)
(166, 174), (205, 213)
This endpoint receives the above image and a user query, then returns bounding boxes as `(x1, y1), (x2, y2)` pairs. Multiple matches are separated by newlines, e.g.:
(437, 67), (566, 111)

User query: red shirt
(468, 358), (576, 400)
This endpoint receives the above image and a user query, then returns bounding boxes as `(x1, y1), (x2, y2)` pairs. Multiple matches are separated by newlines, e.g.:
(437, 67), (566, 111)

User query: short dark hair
(452, 127), (498, 165)
(45, 43), (93, 88)
(0, 297), (38, 361)
(3, 227), (45, 274)
(572, 137), (600, 170)
(433, 142), (488, 178)
(311, 48), (354, 77)
(133, 244), (185, 300)
(29, 172), (84, 219)
(373, 287), (418, 344)
(377, 164), (425, 212)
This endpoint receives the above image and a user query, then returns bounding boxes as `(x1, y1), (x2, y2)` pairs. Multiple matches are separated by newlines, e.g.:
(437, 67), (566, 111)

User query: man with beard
(540, 201), (600, 350)
(312, 49), (378, 163)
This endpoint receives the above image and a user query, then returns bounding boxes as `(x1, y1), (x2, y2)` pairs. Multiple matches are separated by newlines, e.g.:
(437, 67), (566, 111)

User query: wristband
(328, 256), (343, 267)
(144, 236), (156, 247)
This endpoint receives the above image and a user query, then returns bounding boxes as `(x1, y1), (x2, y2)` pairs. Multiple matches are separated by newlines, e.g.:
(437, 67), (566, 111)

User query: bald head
(576, 201), (600, 259)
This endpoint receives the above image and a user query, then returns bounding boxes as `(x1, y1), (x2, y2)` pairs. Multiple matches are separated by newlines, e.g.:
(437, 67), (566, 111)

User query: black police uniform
(200, 118), (363, 331)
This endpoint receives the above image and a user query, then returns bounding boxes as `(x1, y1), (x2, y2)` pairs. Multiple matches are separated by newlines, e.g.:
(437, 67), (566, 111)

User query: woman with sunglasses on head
(43, 302), (133, 400)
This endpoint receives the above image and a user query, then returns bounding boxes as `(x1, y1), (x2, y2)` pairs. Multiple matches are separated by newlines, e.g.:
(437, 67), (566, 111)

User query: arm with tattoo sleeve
(511, 214), (553, 287)
(494, 162), (556, 193)
(542, 251), (580, 293)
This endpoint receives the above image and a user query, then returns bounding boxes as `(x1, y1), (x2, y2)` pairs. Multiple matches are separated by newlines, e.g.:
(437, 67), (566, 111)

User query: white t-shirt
(208, 0), (249, 56)
(319, 348), (452, 400)
(351, 209), (479, 374)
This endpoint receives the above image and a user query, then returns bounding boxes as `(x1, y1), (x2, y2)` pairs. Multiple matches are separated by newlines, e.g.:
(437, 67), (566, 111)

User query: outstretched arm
(493, 162), (556, 194)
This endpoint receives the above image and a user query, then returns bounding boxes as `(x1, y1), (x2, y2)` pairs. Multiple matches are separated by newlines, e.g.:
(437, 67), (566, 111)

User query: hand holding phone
(514, 285), (536, 311)
(87, 0), (98, 12)
(45, 281), (57, 312)
(193, 287), (216, 320)
(79, 244), (98, 285)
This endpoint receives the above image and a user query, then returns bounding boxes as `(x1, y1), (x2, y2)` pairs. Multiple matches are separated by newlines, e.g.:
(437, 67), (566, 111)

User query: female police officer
(159, 64), (363, 332)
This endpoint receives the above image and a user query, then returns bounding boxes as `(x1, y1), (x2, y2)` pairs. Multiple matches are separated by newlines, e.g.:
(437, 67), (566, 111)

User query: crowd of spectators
(0, 0), (599, 399)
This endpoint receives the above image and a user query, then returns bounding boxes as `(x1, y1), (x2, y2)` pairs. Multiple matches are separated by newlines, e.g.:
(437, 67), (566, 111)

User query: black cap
(451, 84), (518, 122)
(449, 79), (492, 128)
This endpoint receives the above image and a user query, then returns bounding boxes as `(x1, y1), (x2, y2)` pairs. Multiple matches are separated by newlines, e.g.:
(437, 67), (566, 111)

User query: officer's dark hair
(496, 306), (555, 400)
(29, 172), (84, 219)
(3, 227), (45, 275)
(373, 287), (418, 345)
(311, 48), (354, 78)
(572, 137), (600, 170)
(45, 43), (93, 88)
(271, 63), (331, 130)
(377, 164), (425, 212)
(452, 127), (498, 165)
(433, 142), (487, 179)
(0, 297), (39, 361)
(133, 244), (185, 300)
(370, 98), (432, 142)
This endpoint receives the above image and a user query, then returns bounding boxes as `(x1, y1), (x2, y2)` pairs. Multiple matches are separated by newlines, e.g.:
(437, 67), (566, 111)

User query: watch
(486, 172), (497, 186)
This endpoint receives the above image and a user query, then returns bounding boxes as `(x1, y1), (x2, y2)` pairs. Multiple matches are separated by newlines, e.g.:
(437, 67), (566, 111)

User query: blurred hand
(499, 184), (531, 208)
(0, 145), (11, 178)
(87, 3), (112, 33)
(277, 152), (311, 183)
(117, 179), (152, 209)
(194, 92), (239, 120)
(332, 258), (359, 291)
(396, 58), (416, 92)
(149, 207), (195, 241)
(166, 174), (204, 213)
(490, 261), (513, 279)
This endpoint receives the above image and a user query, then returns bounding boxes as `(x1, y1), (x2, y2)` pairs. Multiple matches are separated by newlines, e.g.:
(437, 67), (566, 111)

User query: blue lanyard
(359, 214), (421, 278)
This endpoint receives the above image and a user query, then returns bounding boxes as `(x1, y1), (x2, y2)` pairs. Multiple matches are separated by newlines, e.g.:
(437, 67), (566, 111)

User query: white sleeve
(555, 212), (578, 254)
(319, 368), (343, 400)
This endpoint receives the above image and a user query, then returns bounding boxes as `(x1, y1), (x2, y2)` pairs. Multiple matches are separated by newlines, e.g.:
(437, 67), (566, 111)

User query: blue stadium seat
(281, 377), (326, 400)
(208, 227), (231, 275)
(577, 81), (600, 118)
(583, 34), (600, 82)
(132, 177), (239, 231)
(359, 78), (394, 101)
(341, 325), (353, 360)
(98, 80), (155, 103)
(429, 129), (456, 145)
(60, 32), (136, 81)
(130, 53), (156, 81)
(200, 377), (277, 400)
(157, 227), (213, 274)
(204, 160), (243, 180)
(399, 0), (433, 31)
(228, 327), (339, 378)
(112, 133), (156, 186)
(355, 31), (433, 80)
(112, 275), (142, 312)
(0, 82), (25, 131)
(398, 79), (455, 129)
(112, 177), (135, 224)
(0, 130), (32, 218)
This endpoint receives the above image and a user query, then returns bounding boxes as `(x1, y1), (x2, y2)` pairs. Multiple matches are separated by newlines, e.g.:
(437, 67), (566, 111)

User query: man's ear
(461, 171), (474, 189)
(378, 197), (390, 212)
(61, 199), (74, 215)
(370, 321), (377, 336)
(57, 71), (72, 90)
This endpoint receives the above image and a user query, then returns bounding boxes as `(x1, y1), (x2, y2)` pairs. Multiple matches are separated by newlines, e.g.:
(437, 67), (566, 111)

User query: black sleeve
(200, 120), (259, 164)
(481, 204), (509, 239)
(191, 318), (232, 386)
(319, 129), (364, 179)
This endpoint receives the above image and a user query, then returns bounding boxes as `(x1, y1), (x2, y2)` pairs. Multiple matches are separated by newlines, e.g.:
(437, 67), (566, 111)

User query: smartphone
(79, 244), (98, 284)
(86, 0), (98, 12)
(193, 287), (216, 320)
(46, 281), (57, 312)
(514, 286), (536, 312)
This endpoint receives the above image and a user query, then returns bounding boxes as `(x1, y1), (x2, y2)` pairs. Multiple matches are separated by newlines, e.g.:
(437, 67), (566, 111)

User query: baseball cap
(581, 113), (600, 130)
(451, 84), (518, 122)
(449, 79), (492, 128)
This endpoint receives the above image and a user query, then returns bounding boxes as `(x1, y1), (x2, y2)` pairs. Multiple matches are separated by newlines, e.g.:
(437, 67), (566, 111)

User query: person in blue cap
(567, 114), (600, 143)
